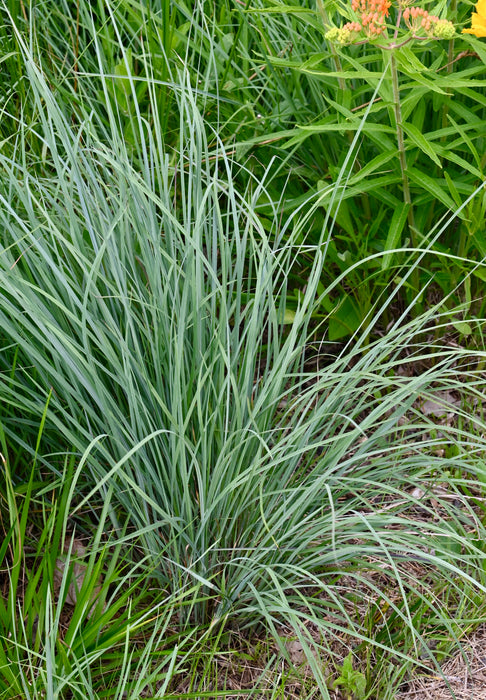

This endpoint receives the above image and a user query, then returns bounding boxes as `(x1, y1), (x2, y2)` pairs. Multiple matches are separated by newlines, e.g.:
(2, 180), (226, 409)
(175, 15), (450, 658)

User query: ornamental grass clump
(2, 4), (486, 696)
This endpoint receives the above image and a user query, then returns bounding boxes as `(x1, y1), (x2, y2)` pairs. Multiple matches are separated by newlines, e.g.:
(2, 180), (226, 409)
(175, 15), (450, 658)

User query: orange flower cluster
(324, 0), (455, 45)
(351, 0), (391, 16)
(351, 0), (391, 35)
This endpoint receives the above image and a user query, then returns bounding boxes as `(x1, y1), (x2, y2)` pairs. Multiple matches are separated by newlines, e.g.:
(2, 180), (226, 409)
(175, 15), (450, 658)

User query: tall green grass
(2, 2), (486, 697)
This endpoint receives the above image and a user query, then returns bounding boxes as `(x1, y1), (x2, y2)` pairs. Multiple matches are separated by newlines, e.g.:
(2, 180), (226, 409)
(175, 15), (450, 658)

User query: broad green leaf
(446, 115), (482, 170)
(407, 168), (457, 211)
(113, 49), (133, 114)
(436, 77), (486, 90)
(443, 171), (462, 210)
(472, 267), (486, 283)
(319, 195), (355, 237)
(400, 71), (449, 94)
(401, 87), (429, 122)
(285, 120), (400, 148)
(450, 320), (472, 336)
(460, 33), (486, 65)
(325, 175), (402, 204)
(411, 98), (426, 134)
(402, 122), (442, 168)
(299, 53), (336, 71)
(328, 295), (362, 341)
(395, 45), (429, 73)
(436, 144), (483, 181)
(295, 67), (385, 81)
(381, 202), (410, 271)
(345, 152), (397, 187)
(322, 96), (354, 120)
(283, 308), (296, 324)
(459, 86), (486, 108)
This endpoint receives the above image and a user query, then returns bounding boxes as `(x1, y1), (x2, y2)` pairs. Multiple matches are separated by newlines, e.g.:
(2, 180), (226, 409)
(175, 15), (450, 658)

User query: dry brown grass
(396, 623), (486, 699)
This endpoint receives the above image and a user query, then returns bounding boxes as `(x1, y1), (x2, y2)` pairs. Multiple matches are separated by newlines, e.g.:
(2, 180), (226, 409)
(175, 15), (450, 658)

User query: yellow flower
(462, 0), (486, 37)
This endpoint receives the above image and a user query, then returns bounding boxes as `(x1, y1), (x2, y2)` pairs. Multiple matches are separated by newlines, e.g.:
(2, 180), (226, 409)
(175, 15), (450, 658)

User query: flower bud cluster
(432, 19), (457, 40)
(325, 21), (363, 44)
(403, 6), (455, 38)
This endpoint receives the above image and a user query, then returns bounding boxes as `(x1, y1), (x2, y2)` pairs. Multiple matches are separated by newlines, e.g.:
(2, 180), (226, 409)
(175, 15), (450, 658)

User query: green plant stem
(439, 0), (456, 167)
(317, 0), (344, 91)
(389, 52), (412, 227)
(442, 0), (457, 131)
(389, 49), (419, 293)
(441, 0), (468, 264)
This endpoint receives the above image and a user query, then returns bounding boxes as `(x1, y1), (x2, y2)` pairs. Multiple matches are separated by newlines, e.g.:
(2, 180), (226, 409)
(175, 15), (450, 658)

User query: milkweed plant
(325, 1), (455, 277)
(324, 0), (485, 299)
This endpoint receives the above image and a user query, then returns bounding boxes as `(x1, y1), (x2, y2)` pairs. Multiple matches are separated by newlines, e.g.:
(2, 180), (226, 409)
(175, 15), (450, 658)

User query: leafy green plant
(240, 0), (486, 334)
(333, 652), (367, 700)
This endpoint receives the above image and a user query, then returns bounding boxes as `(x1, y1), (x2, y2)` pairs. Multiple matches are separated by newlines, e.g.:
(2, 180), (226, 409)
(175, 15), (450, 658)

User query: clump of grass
(2, 6), (486, 698)
(0, 426), (199, 699)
